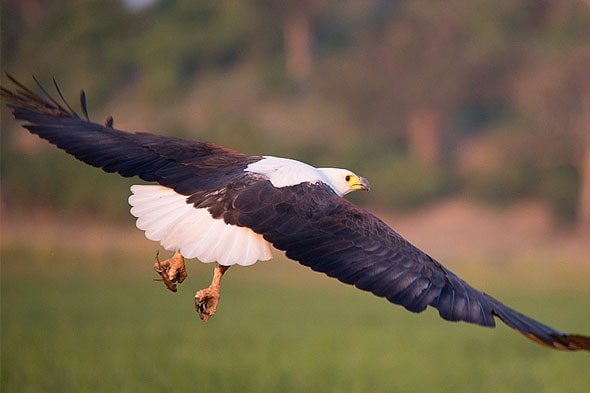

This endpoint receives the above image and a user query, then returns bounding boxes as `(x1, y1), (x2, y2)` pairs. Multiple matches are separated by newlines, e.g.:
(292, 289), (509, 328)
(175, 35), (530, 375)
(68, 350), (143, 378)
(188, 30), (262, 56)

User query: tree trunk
(284, 8), (312, 85)
(576, 66), (590, 233)
(578, 143), (590, 233)
(407, 107), (442, 167)
(15, 0), (44, 27)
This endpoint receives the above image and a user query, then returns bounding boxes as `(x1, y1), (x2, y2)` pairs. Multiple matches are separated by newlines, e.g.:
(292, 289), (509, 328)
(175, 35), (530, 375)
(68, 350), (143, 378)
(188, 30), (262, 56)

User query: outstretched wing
(232, 181), (590, 351)
(1, 74), (260, 196)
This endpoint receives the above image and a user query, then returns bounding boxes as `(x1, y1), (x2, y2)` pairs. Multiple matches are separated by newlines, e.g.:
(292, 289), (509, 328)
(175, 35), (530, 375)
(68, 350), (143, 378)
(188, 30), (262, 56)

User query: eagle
(2, 74), (589, 351)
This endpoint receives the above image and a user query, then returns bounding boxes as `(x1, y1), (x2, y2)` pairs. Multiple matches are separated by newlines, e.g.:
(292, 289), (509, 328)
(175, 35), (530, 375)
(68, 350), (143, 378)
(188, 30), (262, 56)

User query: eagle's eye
(345, 175), (352, 182)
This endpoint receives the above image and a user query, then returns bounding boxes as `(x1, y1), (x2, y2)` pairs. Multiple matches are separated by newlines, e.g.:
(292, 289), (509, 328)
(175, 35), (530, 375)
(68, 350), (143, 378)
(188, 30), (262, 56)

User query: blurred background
(1, 1), (589, 392)
(2, 0), (590, 227)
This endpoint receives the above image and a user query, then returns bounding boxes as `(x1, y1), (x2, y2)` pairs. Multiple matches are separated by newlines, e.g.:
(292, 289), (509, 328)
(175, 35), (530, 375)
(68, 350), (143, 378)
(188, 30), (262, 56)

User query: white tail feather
(128, 185), (272, 266)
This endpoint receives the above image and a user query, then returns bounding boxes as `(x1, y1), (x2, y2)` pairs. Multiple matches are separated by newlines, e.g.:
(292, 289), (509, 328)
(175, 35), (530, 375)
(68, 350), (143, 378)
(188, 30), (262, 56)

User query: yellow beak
(350, 176), (370, 192)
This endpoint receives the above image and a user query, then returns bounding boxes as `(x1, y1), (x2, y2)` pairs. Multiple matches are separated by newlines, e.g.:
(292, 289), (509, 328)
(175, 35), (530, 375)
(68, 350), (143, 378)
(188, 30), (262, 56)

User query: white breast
(128, 185), (272, 266)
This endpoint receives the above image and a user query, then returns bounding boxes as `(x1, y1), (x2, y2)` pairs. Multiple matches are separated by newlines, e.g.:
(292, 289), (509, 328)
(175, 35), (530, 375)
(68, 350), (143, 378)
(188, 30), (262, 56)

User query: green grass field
(2, 247), (589, 393)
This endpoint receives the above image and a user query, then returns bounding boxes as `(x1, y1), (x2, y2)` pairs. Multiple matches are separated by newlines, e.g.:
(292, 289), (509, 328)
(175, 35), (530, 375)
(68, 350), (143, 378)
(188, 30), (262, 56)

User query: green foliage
(464, 162), (539, 204)
(538, 164), (580, 222)
(2, 0), (273, 102)
(3, 0), (136, 103)
(361, 152), (450, 209)
(135, 0), (261, 98)
(457, 127), (581, 223)
(1, 148), (138, 221)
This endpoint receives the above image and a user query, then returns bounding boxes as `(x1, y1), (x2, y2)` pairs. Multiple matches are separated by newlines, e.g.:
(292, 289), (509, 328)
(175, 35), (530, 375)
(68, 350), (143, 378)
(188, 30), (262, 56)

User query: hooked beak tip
(356, 177), (370, 192)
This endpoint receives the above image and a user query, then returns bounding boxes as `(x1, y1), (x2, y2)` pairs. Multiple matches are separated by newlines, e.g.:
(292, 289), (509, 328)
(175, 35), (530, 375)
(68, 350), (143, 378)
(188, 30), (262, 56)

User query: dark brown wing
(232, 181), (590, 351)
(1, 74), (260, 195)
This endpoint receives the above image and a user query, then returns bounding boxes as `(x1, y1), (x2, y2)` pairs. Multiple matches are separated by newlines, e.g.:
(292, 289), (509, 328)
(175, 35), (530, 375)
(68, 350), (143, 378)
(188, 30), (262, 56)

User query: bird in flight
(2, 74), (589, 351)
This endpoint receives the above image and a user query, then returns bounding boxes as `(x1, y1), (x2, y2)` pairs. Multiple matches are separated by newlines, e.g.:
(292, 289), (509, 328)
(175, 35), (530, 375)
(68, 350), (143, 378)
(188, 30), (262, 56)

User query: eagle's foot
(153, 250), (186, 293)
(194, 263), (230, 322)
(195, 285), (220, 322)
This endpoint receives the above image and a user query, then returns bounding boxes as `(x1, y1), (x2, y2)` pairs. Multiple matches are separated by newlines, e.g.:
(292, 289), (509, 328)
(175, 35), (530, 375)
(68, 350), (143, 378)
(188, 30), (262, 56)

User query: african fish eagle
(2, 74), (589, 351)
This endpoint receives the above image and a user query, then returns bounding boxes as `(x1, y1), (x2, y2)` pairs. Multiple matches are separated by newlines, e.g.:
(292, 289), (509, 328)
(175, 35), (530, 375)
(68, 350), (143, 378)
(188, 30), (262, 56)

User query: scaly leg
(153, 250), (187, 292)
(195, 263), (230, 322)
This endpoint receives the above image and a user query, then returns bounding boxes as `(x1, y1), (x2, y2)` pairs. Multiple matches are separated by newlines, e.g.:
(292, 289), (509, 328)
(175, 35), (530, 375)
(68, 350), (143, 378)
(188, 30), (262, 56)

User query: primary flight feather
(2, 74), (589, 351)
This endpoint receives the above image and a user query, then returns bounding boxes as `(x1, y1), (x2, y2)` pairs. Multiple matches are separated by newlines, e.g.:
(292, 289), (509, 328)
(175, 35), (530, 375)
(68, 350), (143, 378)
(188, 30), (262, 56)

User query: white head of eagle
(245, 156), (370, 196)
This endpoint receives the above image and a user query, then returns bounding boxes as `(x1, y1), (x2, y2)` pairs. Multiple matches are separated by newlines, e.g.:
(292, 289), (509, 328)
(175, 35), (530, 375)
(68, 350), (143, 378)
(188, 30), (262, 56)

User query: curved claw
(195, 286), (220, 322)
(153, 250), (186, 292)
(195, 297), (209, 319)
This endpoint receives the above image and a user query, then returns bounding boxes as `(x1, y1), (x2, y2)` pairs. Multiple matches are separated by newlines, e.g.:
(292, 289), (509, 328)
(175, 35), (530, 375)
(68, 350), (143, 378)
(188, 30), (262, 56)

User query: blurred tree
(254, 0), (331, 88)
(2, 0), (137, 100)
(2, 0), (45, 28)
(508, 0), (590, 229)
(134, 0), (258, 97)
(313, 0), (589, 224)
(512, 49), (590, 229)
(581, 145), (590, 231)
(281, 1), (314, 86)
(316, 0), (525, 167)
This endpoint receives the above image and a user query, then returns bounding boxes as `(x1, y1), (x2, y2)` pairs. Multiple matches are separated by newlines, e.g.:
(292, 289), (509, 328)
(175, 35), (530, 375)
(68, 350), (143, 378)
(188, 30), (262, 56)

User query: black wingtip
(32, 74), (70, 113)
(2, 74), (68, 117)
(80, 90), (90, 121)
(4, 72), (21, 87)
(558, 334), (590, 351)
(521, 332), (590, 351)
(52, 77), (77, 116)
(491, 298), (590, 351)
